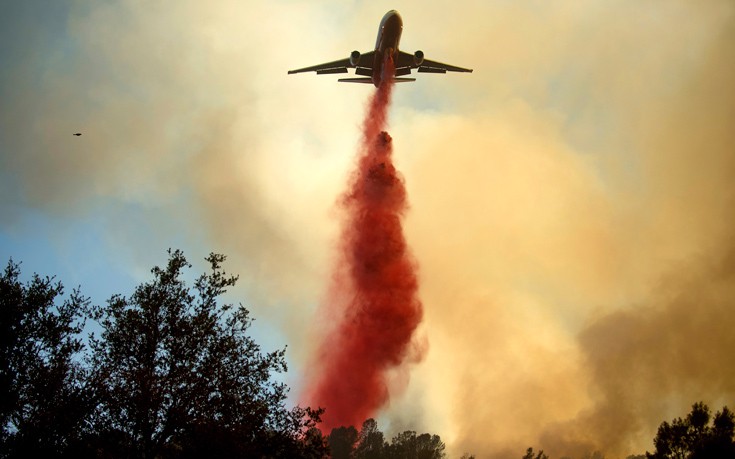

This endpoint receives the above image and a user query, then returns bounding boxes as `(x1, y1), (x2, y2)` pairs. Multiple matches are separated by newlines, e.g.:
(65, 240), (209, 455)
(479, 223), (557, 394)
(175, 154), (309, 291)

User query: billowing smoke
(397, 3), (735, 457)
(302, 60), (424, 431)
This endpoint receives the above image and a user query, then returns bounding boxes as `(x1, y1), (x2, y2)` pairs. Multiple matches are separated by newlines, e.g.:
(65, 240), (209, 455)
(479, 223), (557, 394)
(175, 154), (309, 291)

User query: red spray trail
(303, 59), (423, 431)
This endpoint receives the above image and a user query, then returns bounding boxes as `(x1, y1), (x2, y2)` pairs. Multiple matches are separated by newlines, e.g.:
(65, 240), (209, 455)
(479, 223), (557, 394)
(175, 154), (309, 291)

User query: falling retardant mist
(302, 58), (424, 431)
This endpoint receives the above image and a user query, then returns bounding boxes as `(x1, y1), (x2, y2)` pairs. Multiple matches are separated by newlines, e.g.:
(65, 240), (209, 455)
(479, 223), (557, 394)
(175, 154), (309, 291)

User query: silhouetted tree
(299, 426), (331, 459)
(84, 250), (326, 458)
(329, 425), (359, 459)
(0, 259), (90, 457)
(646, 402), (735, 459)
(523, 447), (549, 459)
(354, 418), (386, 459)
(387, 430), (446, 459)
(415, 432), (447, 459)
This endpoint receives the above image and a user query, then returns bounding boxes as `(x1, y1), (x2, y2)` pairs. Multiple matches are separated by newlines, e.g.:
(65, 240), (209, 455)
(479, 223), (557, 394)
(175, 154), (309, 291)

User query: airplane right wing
(288, 51), (376, 75)
(395, 51), (473, 74)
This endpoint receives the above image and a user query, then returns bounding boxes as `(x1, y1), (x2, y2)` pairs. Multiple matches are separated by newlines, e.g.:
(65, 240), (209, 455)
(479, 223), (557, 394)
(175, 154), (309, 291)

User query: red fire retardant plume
(303, 59), (423, 431)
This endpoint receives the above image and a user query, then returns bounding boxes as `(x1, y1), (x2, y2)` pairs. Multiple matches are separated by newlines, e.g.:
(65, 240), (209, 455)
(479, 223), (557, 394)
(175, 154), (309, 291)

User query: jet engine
(413, 50), (424, 66)
(350, 50), (361, 66)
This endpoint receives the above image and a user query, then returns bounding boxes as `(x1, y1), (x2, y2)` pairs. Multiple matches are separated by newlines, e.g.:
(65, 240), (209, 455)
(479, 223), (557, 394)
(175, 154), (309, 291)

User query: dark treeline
(0, 250), (327, 458)
(3, 251), (734, 459)
(325, 418), (452, 459)
(525, 402), (735, 459)
(644, 402), (735, 459)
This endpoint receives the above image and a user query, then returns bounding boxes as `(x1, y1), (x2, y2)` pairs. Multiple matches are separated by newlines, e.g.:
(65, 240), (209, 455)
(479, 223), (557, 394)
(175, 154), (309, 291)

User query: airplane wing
(288, 51), (375, 75)
(395, 51), (473, 74)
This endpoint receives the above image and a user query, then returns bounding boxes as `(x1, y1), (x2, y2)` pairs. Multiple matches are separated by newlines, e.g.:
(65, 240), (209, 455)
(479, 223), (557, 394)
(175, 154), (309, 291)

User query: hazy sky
(2, 1), (734, 458)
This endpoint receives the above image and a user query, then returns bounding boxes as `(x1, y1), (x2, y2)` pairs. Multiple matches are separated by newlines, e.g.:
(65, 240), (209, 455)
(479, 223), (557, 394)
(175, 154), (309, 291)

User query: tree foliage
(329, 425), (359, 459)
(523, 447), (549, 459)
(388, 430), (446, 459)
(646, 402), (735, 459)
(354, 418), (385, 459)
(327, 419), (446, 459)
(0, 259), (89, 457)
(1, 251), (328, 458)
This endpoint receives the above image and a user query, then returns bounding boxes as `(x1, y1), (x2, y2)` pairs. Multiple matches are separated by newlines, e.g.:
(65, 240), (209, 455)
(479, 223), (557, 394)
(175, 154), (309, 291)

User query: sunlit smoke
(302, 58), (424, 431)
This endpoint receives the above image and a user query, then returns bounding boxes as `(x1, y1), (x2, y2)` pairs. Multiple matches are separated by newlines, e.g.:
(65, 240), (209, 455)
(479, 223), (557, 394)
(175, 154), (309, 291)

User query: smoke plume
(302, 60), (424, 431)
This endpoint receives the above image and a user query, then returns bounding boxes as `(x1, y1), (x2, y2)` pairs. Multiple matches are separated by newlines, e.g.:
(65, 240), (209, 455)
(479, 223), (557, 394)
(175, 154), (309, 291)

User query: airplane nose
(385, 10), (402, 29)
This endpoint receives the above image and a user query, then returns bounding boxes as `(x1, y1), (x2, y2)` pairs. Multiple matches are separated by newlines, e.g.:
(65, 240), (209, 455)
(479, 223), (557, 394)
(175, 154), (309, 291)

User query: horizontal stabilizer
(338, 78), (375, 84)
(338, 77), (416, 84)
(317, 67), (348, 75)
(417, 67), (447, 74)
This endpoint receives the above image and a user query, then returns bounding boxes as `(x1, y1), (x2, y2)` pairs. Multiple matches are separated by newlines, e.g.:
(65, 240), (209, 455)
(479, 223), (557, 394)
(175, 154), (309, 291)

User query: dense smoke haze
(1, 1), (734, 457)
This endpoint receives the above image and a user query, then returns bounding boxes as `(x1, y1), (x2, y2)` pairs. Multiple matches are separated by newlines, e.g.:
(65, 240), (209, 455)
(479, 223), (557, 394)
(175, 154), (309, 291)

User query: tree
(354, 418), (386, 459)
(647, 402), (735, 459)
(298, 426), (331, 459)
(523, 447), (549, 459)
(85, 250), (326, 458)
(415, 433), (447, 459)
(387, 430), (446, 459)
(0, 259), (89, 457)
(329, 425), (358, 459)
(327, 419), (452, 459)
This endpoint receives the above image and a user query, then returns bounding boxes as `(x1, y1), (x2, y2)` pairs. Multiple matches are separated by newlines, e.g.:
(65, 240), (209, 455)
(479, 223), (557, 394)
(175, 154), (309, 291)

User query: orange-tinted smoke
(303, 59), (424, 431)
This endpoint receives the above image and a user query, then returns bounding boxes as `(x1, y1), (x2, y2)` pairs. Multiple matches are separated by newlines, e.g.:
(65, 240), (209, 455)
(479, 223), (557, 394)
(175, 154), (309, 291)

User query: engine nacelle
(350, 50), (361, 66)
(413, 50), (424, 66)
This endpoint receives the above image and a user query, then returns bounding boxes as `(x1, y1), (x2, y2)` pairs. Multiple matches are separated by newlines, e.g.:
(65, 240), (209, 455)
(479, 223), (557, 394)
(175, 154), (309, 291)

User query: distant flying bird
(73, 133), (82, 136)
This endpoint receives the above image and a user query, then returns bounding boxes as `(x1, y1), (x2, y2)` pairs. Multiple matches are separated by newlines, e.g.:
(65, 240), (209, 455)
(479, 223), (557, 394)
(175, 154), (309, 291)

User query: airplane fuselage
(372, 10), (403, 86)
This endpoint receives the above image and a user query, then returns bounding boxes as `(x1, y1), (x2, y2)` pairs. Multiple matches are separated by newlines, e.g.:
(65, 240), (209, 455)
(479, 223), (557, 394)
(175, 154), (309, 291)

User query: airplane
(73, 133), (82, 136)
(287, 10), (472, 87)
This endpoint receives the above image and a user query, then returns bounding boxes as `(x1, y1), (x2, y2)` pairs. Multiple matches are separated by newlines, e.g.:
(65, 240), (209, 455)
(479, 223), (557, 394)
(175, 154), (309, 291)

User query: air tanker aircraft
(288, 10), (473, 87)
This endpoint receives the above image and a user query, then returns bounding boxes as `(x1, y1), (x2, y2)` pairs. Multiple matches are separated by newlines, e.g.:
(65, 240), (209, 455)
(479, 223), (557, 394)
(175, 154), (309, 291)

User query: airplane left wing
(288, 51), (375, 75)
(395, 51), (473, 74)
(288, 58), (351, 75)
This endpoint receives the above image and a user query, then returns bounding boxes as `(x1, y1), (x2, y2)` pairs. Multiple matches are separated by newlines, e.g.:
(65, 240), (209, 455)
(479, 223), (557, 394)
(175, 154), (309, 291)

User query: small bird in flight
(73, 133), (82, 136)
